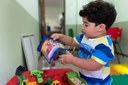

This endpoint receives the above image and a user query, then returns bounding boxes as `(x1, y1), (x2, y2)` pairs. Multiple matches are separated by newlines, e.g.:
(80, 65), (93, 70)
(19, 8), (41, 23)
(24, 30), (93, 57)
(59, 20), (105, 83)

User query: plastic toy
(43, 79), (61, 85)
(36, 74), (43, 83)
(43, 78), (53, 85)
(15, 65), (27, 85)
(70, 78), (86, 85)
(30, 70), (43, 83)
(22, 79), (37, 85)
(66, 72), (87, 85)
(15, 65), (27, 76)
(37, 36), (66, 64)
(16, 76), (27, 85)
(51, 80), (61, 85)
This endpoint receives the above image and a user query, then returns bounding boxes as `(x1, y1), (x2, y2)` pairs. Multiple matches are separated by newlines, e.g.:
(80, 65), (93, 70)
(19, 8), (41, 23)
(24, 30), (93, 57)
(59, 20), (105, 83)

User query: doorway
(39, 0), (65, 37)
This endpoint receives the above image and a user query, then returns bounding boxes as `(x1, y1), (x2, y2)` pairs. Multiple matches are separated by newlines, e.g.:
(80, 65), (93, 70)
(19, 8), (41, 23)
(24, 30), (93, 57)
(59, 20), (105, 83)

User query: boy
(51, 1), (117, 85)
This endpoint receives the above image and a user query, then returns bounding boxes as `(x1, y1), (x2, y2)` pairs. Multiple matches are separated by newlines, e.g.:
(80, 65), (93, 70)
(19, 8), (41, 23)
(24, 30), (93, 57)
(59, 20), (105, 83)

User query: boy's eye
(83, 24), (88, 27)
(85, 25), (88, 27)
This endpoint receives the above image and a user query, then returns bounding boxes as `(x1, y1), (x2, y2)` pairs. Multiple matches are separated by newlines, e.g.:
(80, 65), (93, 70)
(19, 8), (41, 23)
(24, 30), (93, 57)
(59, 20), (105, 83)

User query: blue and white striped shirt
(74, 34), (114, 80)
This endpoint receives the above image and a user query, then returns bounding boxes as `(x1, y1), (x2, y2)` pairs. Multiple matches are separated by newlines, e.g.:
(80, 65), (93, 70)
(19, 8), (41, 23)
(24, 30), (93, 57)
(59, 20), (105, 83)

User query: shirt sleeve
(91, 44), (114, 65)
(73, 34), (84, 45)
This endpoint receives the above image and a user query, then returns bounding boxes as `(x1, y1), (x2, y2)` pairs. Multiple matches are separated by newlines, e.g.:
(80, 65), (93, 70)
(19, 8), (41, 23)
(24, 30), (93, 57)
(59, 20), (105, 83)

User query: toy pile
(7, 65), (87, 85)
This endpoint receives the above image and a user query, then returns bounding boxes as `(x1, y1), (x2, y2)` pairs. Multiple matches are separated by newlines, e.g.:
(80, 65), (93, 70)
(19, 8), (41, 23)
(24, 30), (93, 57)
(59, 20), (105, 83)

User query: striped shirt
(74, 34), (114, 81)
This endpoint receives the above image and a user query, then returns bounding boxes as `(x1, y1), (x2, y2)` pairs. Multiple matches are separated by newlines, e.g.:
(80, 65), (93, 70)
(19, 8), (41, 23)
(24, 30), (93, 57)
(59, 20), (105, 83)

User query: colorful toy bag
(37, 36), (66, 63)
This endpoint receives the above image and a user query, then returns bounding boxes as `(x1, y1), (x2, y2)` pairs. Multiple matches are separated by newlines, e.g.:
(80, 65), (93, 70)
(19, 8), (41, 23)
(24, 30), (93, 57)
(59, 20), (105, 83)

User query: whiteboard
(21, 35), (39, 70)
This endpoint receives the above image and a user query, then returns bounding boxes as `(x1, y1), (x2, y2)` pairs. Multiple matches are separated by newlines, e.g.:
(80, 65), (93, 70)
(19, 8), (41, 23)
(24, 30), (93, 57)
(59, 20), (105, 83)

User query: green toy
(43, 78), (53, 85)
(30, 70), (43, 83)
(17, 75), (27, 85)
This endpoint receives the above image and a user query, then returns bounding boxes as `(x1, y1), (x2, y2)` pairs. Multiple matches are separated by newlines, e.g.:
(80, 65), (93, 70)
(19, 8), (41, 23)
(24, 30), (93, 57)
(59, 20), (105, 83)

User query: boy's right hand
(51, 33), (63, 40)
(58, 50), (74, 64)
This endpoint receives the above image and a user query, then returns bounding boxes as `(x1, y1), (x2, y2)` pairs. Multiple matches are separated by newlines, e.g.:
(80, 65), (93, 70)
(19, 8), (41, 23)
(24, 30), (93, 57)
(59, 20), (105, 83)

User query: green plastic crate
(66, 71), (87, 85)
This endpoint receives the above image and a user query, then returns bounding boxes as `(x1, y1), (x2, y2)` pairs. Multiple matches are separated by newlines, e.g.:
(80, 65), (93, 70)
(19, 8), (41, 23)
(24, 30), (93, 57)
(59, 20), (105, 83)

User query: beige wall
(0, 0), (40, 84)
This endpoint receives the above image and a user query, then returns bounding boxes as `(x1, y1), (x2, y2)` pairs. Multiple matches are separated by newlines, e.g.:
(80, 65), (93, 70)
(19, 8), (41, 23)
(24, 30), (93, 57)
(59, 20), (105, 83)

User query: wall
(16, 0), (39, 22)
(105, 0), (128, 23)
(65, 0), (89, 36)
(0, 0), (40, 84)
(65, 0), (77, 35)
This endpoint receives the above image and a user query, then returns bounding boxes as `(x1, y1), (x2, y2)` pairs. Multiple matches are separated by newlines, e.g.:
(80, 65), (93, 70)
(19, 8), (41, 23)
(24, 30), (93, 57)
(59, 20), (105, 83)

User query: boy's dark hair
(79, 1), (117, 30)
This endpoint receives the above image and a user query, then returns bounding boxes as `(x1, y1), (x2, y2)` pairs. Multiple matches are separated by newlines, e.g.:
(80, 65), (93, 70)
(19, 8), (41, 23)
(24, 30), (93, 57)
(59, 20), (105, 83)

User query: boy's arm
(59, 35), (78, 46)
(71, 57), (103, 71)
(59, 51), (103, 71)
(51, 34), (78, 46)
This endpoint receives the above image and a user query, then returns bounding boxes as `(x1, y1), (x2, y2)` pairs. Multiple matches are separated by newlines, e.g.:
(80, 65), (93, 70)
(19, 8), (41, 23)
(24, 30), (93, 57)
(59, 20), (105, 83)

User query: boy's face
(82, 17), (105, 38)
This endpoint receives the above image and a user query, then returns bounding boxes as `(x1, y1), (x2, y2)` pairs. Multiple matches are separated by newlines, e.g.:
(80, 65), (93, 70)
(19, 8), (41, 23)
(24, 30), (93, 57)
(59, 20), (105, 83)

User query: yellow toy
(110, 64), (128, 75)
(22, 79), (37, 85)
(51, 80), (61, 85)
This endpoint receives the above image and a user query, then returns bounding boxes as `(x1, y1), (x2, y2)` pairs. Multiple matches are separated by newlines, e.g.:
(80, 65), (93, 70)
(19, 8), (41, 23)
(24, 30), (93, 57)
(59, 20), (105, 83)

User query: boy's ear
(98, 24), (106, 31)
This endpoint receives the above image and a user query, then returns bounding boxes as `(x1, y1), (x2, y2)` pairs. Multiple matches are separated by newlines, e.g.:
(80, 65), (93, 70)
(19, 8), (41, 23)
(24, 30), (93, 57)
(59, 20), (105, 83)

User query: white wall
(16, 0), (39, 22)
(66, 0), (128, 35)
(66, 0), (89, 25)
(105, 0), (128, 23)
(77, 0), (89, 24)
(65, 0), (89, 35)
(0, 0), (40, 84)
(66, 0), (128, 25)
(66, 0), (77, 25)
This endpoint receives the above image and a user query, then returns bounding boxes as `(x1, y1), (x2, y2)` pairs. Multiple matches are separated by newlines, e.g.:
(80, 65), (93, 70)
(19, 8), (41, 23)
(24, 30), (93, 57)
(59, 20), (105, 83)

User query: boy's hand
(58, 50), (74, 64)
(51, 33), (63, 40)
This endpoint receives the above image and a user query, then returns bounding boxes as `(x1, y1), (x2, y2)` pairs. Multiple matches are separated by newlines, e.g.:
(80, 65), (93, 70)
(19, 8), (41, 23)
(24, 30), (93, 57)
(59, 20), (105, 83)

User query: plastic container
(66, 71), (87, 85)
(37, 36), (66, 64)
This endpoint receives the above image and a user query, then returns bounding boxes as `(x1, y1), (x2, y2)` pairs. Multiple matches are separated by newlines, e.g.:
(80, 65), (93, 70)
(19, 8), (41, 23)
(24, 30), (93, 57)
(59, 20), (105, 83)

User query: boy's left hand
(58, 50), (74, 64)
